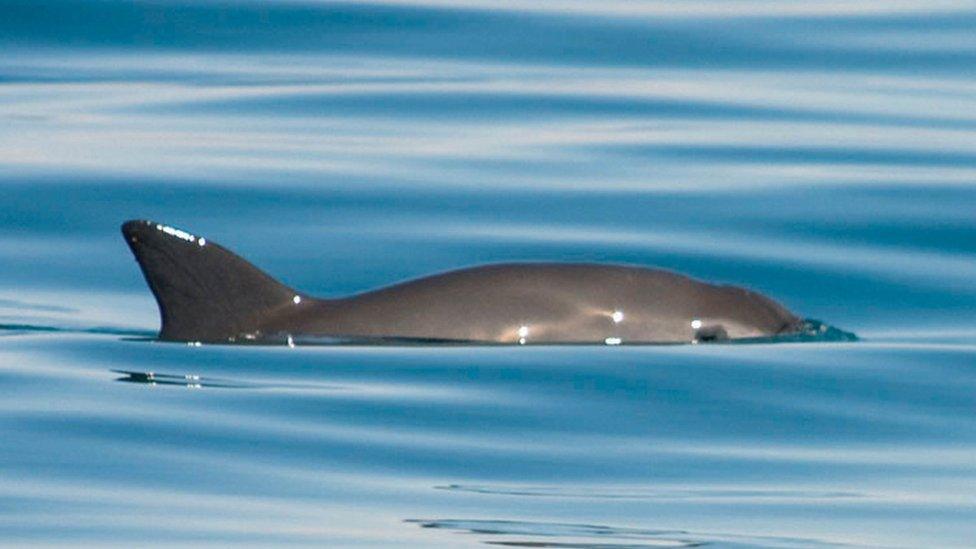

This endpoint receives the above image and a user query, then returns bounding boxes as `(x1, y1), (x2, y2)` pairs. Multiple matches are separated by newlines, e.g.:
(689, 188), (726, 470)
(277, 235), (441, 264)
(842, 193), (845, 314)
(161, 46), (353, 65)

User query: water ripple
(407, 518), (854, 548)
(3, 1), (976, 546)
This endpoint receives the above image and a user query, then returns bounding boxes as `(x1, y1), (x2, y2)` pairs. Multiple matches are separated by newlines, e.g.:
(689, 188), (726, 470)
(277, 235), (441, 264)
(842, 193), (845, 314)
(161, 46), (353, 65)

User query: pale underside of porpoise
(121, 220), (846, 345)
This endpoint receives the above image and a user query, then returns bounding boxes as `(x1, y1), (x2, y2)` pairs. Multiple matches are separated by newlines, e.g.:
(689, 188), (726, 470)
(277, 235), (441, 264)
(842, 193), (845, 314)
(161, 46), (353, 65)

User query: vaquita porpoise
(122, 220), (855, 345)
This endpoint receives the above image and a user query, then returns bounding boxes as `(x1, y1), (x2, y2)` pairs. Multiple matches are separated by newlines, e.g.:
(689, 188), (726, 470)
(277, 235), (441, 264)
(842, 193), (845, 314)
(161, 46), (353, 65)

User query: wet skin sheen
(122, 219), (806, 345)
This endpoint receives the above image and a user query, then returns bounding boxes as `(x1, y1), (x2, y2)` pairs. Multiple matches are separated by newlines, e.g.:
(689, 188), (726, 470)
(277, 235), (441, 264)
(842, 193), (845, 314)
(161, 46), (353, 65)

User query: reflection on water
(112, 370), (250, 389)
(2, 0), (976, 546)
(0, 318), (855, 345)
(407, 518), (848, 548)
(0, 323), (154, 338)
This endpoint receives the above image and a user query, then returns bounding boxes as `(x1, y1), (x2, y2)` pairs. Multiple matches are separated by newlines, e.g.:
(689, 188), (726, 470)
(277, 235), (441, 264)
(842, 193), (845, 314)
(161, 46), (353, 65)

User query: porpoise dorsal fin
(121, 220), (302, 342)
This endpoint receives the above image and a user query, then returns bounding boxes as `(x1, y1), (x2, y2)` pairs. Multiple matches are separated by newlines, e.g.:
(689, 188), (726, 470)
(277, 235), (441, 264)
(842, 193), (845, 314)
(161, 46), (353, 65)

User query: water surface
(1, 1), (975, 546)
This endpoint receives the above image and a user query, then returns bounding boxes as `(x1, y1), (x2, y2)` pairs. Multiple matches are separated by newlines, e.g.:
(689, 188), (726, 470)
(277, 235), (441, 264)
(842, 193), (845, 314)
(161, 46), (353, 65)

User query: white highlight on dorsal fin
(155, 223), (197, 243)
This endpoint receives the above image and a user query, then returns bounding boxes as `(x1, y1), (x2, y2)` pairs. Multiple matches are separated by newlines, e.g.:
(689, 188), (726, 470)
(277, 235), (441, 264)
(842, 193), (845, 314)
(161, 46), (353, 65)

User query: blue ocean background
(2, 1), (975, 546)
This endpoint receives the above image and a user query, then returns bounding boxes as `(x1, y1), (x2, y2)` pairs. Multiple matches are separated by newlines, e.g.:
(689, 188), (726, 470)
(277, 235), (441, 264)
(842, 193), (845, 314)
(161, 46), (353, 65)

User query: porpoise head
(690, 284), (805, 342)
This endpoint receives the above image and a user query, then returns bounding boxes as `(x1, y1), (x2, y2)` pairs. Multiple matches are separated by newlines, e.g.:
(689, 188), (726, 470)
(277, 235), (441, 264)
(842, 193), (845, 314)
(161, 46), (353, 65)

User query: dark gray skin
(122, 219), (806, 345)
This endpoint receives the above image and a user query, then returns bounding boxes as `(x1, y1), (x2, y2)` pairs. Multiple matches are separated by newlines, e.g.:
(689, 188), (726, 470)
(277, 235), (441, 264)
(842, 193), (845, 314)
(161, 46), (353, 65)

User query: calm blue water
(2, 1), (976, 546)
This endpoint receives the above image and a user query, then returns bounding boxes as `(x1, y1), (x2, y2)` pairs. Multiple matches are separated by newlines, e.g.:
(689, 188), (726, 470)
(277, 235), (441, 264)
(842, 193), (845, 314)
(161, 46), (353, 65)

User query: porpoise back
(122, 219), (848, 345)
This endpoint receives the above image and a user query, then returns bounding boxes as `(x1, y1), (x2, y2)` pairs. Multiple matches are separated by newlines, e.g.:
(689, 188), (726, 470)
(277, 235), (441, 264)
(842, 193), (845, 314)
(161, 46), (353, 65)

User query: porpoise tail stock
(122, 220), (856, 346)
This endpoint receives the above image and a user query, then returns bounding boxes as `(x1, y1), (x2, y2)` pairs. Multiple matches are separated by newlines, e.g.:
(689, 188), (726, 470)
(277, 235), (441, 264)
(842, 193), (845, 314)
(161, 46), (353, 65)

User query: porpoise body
(122, 220), (852, 345)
